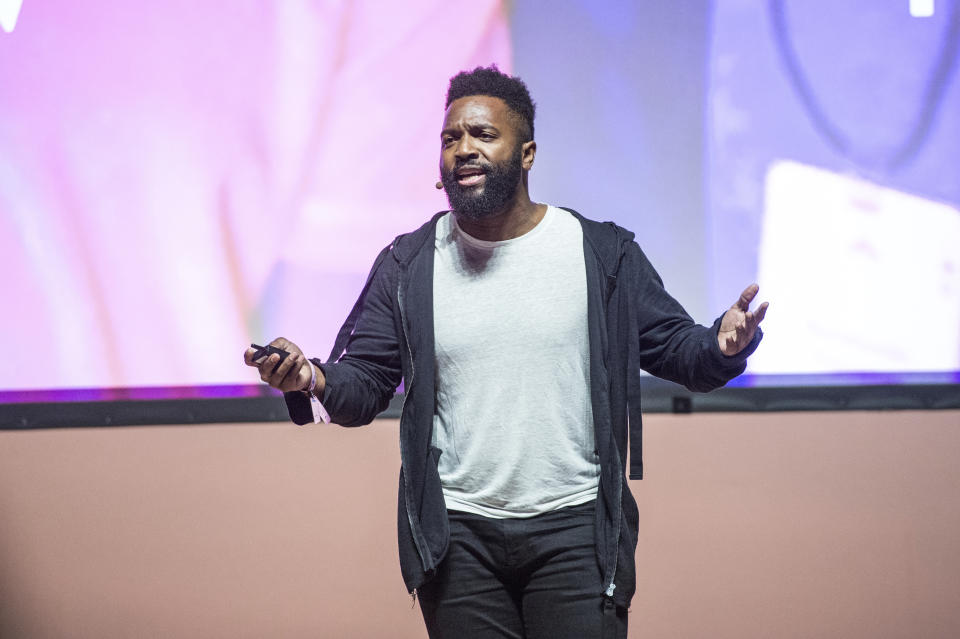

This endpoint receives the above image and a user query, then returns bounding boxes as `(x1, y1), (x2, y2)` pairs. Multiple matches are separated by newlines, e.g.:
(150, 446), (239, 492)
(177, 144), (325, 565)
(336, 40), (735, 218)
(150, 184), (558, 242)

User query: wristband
(306, 361), (317, 395)
(305, 361), (331, 424)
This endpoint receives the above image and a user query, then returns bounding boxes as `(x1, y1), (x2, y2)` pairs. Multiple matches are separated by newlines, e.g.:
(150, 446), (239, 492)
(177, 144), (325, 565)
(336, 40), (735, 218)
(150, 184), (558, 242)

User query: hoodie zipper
(397, 277), (431, 590)
(608, 228), (626, 601)
(584, 221), (627, 601)
(606, 456), (623, 599)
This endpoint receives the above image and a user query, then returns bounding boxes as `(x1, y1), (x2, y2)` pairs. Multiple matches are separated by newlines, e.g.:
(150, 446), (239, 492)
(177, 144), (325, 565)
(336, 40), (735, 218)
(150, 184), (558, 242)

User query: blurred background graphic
(1, 0), (957, 395)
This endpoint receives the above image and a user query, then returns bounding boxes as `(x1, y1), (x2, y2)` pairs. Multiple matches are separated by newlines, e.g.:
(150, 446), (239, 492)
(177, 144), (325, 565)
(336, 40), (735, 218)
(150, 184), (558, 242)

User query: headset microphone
(435, 181), (444, 190)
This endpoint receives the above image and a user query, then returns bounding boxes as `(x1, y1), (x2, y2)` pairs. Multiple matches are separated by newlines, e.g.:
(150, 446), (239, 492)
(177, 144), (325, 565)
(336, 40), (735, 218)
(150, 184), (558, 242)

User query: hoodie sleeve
(284, 255), (403, 427)
(625, 241), (761, 392)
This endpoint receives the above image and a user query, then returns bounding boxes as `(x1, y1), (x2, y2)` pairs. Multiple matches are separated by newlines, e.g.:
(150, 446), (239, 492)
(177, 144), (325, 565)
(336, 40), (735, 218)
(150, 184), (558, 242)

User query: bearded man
(244, 65), (767, 639)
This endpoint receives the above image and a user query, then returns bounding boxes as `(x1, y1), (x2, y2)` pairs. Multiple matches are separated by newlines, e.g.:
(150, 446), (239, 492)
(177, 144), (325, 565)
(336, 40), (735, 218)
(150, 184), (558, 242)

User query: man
(244, 66), (767, 639)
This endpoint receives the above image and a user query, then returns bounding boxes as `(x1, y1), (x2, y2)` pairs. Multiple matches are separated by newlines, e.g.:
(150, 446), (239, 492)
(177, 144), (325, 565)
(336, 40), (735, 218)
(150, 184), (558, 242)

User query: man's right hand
(243, 337), (324, 395)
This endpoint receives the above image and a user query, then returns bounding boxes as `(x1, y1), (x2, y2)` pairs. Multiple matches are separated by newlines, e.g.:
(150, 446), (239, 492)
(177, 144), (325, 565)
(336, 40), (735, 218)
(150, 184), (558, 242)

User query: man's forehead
(442, 95), (512, 128)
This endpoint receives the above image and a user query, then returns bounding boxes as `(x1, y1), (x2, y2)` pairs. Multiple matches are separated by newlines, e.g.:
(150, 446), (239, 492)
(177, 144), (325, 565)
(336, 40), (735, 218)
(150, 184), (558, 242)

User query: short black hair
(445, 65), (536, 141)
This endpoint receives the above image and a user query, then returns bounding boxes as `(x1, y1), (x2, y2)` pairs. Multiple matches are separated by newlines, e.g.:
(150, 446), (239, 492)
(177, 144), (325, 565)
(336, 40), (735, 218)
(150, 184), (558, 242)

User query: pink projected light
(0, 1), (512, 393)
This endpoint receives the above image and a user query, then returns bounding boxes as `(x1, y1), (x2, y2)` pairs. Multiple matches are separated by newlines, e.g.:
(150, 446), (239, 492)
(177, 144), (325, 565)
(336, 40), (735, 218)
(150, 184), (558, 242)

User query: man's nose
(454, 135), (478, 159)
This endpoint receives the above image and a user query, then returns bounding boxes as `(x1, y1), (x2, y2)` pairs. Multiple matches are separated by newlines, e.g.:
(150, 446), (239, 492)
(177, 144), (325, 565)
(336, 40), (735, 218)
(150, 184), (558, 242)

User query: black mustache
(453, 161), (490, 173)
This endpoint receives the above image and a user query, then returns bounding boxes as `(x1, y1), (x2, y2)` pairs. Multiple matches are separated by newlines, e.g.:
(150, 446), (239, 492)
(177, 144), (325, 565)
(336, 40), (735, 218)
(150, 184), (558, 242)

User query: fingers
(270, 337), (304, 357)
(743, 301), (769, 329)
(736, 283), (760, 310)
(718, 293), (768, 356)
(261, 350), (294, 384)
(753, 301), (769, 325)
(733, 300), (768, 345)
(243, 337), (309, 391)
(263, 353), (308, 391)
(735, 284), (769, 325)
(264, 351), (297, 385)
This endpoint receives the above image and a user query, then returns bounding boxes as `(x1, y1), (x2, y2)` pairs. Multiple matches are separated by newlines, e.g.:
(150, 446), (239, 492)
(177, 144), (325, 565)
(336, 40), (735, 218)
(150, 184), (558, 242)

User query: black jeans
(417, 501), (628, 639)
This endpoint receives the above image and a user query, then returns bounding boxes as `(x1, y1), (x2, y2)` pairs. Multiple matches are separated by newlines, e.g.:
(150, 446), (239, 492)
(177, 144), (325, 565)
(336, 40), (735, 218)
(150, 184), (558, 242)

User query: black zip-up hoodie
(284, 208), (760, 610)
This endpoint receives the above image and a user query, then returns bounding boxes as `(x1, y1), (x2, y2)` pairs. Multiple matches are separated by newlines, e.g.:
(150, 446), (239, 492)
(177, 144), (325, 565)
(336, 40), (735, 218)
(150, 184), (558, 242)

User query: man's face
(439, 95), (527, 220)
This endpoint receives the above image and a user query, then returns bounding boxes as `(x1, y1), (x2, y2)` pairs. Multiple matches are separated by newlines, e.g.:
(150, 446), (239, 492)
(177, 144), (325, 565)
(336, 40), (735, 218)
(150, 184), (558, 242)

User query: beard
(439, 145), (523, 220)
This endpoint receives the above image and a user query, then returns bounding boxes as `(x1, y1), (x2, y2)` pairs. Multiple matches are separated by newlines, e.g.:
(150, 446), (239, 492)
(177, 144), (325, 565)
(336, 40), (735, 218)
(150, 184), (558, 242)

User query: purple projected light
(707, 0), (960, 381)
(0, 1), (511, 393)
(0, 384), (272, 404)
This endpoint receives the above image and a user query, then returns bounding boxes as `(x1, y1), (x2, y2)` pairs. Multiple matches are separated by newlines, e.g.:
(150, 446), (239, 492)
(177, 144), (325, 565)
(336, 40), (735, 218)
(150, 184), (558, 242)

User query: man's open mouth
(455, 166), (486, 187)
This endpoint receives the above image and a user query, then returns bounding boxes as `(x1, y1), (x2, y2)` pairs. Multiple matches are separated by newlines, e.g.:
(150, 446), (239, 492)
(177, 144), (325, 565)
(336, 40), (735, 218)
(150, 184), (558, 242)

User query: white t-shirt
(431, 206), (600, 519)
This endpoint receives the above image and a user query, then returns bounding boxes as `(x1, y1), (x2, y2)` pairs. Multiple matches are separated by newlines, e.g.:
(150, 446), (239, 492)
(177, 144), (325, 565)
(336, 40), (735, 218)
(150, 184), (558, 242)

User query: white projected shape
(910, 0), (935, 17)
(749, 160), (960, 374)
(0, 0), (23, 33)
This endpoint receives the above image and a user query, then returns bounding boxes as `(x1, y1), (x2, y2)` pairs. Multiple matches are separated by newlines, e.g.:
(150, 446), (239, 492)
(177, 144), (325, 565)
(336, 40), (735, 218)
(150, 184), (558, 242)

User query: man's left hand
(718, 284), (769, 356)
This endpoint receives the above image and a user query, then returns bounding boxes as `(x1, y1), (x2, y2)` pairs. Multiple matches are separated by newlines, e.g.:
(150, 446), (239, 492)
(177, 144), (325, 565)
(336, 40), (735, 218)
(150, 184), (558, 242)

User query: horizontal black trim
(2, 396), (291, 430)
(1, 381), (958, 430)
(636, 378), (960, 413)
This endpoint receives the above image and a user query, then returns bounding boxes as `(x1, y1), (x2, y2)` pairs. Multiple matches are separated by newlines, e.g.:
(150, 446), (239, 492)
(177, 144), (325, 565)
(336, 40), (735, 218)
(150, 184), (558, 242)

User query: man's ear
(521, 140), (537, 170)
